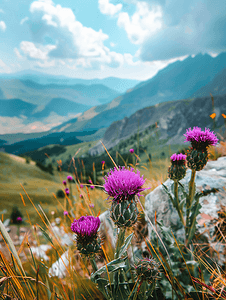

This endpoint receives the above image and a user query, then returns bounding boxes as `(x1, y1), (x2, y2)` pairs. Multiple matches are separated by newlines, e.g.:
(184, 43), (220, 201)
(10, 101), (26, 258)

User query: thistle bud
(135, 258), (160, 283)
(168, 153), (186, 181)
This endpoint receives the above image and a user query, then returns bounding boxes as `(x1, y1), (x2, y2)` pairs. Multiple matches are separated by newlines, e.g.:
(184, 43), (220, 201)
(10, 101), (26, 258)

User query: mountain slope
(89, 93), (226, 155)
(0, 99), (37, 117)
(50, 52), (226, 134)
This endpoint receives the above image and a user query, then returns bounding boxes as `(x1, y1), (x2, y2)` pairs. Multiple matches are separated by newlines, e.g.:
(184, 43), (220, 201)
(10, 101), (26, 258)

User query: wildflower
(88, 179), (92, 183)
(168, 153), (187, 181)
(79, 194), (83, 198)
(89, 203), (94, 208)
(184, 127), (218, 171)
(103, 166), (146, 201)
(65, 188), (70, 195)
(184, 127), (218, 151)
(130, 148), (134, 154)
(101, 161), (105, 164)
(104, 166), (146, 227)
(80, 184), (84, 188)
(90, 185), (94, 189)
(63, 211), (68, 216)
(16, 216), (22, 223)
(63, 180), (67, 185)
(71, 216), (101, 255)
(67, 175), (73, 182)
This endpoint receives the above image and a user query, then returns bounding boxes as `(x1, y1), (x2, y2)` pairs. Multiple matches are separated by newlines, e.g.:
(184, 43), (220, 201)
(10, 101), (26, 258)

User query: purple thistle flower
(101, 161), (105, 164)
(63, 180), (67, 185)
(170, 153), (186, 164)
(130, 148), (134, 154)
(103, 166), (146, 201)
(71, 216), (100, 237)
(184, 127), (218, 150)
(80, 184), (84, 188)
(90, 185), (95, 189)
(63, 211), (68, 216)
(67, 175), (73, 182)
(88, 179), (92, 183)
(16, 216), (22, 223)
(65, 188), (70, 195)
(89, 203), (94, 208)
(80, 194), (83, 198)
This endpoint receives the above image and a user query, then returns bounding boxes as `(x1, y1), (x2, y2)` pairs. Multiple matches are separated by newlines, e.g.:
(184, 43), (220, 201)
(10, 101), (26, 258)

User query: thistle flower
(103, 166), (146, 201)
(80, 184), (83, 188)
(130, 148), (134, 154)
(168, 153), (187, 181)
(65, 188), (70, 195)
(184, 127), (218, 151)
(63, 180), (67, 185)
(88, 179), (92, 183)
(67, 175), (73, 182)
(101, 161), (105, 164)
(90, 185), (95, 189)
(71, 216), (101, 255)
(63, 211), (68, 216)
(16, 216), (22, 223)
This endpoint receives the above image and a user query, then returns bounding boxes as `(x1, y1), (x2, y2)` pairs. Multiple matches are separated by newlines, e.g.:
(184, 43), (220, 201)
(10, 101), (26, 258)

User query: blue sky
(0, 0), (225, 80)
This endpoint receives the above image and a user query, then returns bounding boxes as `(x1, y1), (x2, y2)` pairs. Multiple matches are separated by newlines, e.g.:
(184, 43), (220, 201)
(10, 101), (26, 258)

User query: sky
(0, 0), (226, 80)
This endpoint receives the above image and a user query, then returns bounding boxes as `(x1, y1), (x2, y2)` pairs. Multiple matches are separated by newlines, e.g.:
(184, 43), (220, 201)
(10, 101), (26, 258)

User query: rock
(49, 250), (69, 278)
(99, 210), (117, 248)
(145, 156), (226, 263)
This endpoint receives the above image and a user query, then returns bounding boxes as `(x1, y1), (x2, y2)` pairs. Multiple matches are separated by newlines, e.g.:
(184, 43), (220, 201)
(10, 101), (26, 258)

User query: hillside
(0, 151), (69, 222)
(89, 93), (226, 155)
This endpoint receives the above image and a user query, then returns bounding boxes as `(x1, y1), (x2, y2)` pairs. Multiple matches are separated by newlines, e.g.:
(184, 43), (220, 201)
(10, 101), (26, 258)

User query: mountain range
(1, 52), (226, 154)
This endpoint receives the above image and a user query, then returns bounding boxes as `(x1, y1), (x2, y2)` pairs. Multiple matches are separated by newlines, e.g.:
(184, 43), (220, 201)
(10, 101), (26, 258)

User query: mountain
(191, 67), (226, 98)
(0, 79), (120, 107)
(0, 99), (37, 117)
(0, 70), (140, 94)
(49, 52), (226, 135)
(1, 52), (226, 152)
(89, 93), (226, 155)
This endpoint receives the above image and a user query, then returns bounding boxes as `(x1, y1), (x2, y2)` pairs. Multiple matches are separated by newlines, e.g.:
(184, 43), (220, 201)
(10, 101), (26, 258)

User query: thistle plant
(71, 166), (159, 299)
(164, 127), (218, 246)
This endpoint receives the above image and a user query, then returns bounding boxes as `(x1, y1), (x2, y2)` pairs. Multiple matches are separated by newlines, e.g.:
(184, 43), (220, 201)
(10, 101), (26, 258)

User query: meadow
(0, 126), (226, 300)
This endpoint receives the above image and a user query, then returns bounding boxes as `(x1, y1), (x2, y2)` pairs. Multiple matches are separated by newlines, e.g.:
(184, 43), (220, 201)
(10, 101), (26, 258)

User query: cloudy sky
(0, 0), (225, 80)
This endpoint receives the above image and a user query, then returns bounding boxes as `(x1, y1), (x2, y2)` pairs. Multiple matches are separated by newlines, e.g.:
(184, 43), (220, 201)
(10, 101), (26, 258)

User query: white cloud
(36, 59), (55, 68)
(20, 41), (56, 60)
(110, 42), (116, 47)
(117, 2), (162, 44)
(137, 0), (226, 61)
(14, 48), (23, 60)
(26, 0), (123, 69)
(98, 0), (122, 16)
(0, 59), (11, 73)
(0, 20), (6, 31)
(20, 17), (29, 25)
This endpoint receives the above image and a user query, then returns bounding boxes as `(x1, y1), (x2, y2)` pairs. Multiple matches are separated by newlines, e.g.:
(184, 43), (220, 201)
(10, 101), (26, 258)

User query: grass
(1, 131), (225, 299)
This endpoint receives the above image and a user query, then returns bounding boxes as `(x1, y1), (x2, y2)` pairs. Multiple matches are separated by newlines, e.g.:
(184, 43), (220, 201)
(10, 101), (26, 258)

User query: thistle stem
(115, 227), (126, 259)
(188, 169), (196, 208)
(174, 180), (185, 226)
(90, 257), (98, 273)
